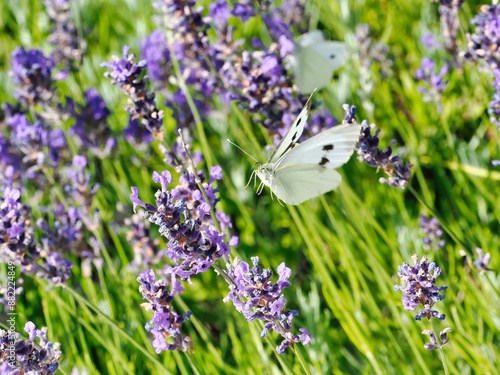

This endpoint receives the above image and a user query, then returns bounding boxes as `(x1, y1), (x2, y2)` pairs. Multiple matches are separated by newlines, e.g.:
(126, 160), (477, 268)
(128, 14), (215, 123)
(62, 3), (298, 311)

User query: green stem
(211, 262), (234, 286)
(293, 343), (313, 375)
(430, 319), (449, 375)
(185, 352), (202, 375)
(484, 273), (500, 303)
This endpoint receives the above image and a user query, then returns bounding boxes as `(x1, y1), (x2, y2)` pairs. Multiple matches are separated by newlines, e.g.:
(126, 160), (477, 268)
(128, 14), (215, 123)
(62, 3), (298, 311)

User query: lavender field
(0, 0), (499, 373)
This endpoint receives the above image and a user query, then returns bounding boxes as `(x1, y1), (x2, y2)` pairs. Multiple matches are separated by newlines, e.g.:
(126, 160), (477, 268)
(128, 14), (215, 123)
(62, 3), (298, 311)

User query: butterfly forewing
(275, 123), (361, 170)
(267, 92), (315, 164)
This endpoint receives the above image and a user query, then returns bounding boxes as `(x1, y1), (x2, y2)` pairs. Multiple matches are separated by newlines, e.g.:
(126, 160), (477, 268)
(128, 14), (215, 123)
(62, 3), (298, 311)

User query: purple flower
(346, 106), (412, 188)
(472, 247), (491, 274)
(415, 57), (449, 110)
(0, 321), (63, 373)
(125, 211), (163, 272)
(224, 257), (312, 353)
(0, 187), (39, 262)
(422, 327), (453, 350)
(130, 168), (232, 283)
(232, 3), (255, 22)
(66, 155), (100, 229)
(432, 0), (463, 57)
(394, 254), (448, 321)
(137, 269), (191, 352)
(209, 0), (231, 26)
(101, 46), (164, 137)
(355, 24), (394, 75)
(10, 47), (56, 105)
(419, 215), (446, 250)
(38, 252), (74, 285)
(44, 0), (87, 69)
(420, 33), (442, 49)
(124, 117), (154, 146)
(140, 30), (171, 84)
(4, 112), (67, 183)
(462, 1), (500, 162)
(67, 88), (113, 156)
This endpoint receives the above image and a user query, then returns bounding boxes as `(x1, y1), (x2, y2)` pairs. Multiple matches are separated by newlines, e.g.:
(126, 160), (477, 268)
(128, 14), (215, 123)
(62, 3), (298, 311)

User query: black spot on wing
(330, 54), (336, 59)
(291, 132), (299, 142)
(319, 157), (329, 167)
(322, 144), (334, 151)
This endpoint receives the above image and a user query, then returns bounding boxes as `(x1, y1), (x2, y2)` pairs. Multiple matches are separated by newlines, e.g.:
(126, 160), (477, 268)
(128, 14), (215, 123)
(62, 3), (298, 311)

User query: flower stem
(484, 273), (500, 303)
(185, 352), (201, 375)
(406, 184), (474, 254)
(293, 342), (313, 375)
(430, 319), (449, 375)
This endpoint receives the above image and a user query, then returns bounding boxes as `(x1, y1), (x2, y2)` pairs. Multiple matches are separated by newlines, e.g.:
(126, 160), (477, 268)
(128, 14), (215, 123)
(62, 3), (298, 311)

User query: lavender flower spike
(394, 254), (448, 321)
(137, 269), (191, 353)
(130, 168), (232, 282)
(101, 46), (164, 138)
(419, 215), (446, 250)
(415, 57), (449, 111)
(224, 257), (312, 354)
(344, 105), (413, 188)
(472, 247), (491, 274)
(0, 321), (62, 373)
(422, 327), (453, 350)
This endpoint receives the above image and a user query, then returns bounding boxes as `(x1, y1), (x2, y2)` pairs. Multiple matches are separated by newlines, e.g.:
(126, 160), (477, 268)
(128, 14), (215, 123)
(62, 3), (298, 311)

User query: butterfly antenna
(227, 139), (260, 164)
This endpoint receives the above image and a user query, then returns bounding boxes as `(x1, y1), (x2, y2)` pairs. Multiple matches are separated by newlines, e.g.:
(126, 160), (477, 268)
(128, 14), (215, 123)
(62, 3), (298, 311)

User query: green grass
(1, 0), (499, 374)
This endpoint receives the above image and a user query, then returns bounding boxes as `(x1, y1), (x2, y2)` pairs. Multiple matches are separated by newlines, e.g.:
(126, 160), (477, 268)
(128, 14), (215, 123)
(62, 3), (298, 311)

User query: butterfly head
(255, 163), (273, 186)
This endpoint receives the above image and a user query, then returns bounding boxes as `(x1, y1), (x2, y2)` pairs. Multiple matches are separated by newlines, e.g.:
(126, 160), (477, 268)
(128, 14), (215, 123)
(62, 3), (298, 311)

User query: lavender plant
(43, 0), (87, 70)
(394, 253), (451, 372)
(0, 321), (62, 374)
(415, 57), (449, 112)
(101, 46), (164, 138)
(394, 254), (448, 322)
(461, 0), (500, 164)
(340, 104), (413, 188)
(419, 215), (446, 250)
(354, 24), (394, 114)
(224, 257), (312, 353)
(431, 0), (464, 59)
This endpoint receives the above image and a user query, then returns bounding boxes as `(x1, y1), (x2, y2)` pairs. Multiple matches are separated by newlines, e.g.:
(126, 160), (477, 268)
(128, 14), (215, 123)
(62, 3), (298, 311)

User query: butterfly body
(253, 94), (360, 205)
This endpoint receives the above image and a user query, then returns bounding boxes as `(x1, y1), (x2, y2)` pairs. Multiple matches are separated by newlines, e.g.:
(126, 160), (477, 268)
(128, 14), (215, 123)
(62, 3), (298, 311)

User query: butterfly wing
(270, 164), (342, 205)
(275, 123), (361, 170)
(295, 30), (325, 46)
(294, 31), (347, 94)
(267, 92), (314, 164)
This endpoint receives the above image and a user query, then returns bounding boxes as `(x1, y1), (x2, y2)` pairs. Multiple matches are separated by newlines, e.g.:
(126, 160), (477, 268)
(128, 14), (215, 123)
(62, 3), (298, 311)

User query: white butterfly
(293, 30), (347, 94)
(251, 94), (361, 205)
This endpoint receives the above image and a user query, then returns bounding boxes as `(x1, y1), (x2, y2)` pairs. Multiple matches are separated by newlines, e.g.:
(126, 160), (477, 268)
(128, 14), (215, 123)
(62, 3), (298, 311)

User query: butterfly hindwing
(270, 164), (342, 205)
